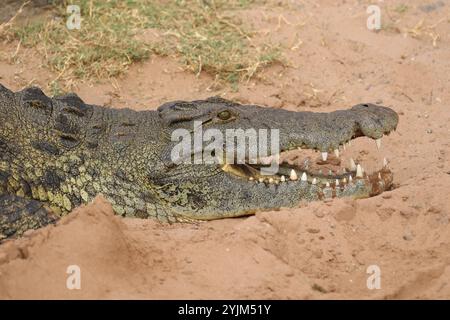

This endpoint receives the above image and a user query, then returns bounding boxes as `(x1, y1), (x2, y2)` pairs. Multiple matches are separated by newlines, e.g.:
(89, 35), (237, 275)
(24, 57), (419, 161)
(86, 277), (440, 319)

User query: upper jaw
(275, 103), (399, 153)
(221, 103), (398, 192)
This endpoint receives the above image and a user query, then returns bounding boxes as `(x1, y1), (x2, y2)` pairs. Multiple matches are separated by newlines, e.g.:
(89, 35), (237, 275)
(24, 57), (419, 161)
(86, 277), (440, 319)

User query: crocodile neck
(0, 85), (175, 221)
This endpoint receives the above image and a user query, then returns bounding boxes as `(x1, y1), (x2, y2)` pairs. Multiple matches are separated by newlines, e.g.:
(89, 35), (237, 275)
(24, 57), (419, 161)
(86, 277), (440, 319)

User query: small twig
(290, 38), (303, 51)
(196, 55), (202, 77)
(0, 1), (30, 35)
(24, 78), (36, 89)
(89, 0), (94, 18)
(276, 14), (305, 31)
(428, 18), (446, 29)
(400, 92), (414, 103)
(11, 39), (22, 59)
(52, 64), (67, 83)
(216, 14), (252, 42)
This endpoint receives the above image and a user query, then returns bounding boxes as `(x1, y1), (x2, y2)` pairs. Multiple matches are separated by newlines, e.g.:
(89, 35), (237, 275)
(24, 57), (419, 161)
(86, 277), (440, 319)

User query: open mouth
(221, 134), (394, 197)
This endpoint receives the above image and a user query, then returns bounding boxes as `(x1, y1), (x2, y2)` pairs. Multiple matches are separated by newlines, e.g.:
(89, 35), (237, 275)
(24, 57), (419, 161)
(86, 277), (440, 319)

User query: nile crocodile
(0, 84), (398, 240)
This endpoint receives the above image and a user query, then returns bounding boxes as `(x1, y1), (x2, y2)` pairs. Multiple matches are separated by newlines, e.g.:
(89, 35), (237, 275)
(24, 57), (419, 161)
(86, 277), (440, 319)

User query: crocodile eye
(217, 110), (231, 120)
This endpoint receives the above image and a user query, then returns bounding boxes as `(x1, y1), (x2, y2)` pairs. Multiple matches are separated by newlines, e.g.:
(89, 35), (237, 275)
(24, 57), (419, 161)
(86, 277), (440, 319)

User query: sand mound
(0, 197), (161, 299)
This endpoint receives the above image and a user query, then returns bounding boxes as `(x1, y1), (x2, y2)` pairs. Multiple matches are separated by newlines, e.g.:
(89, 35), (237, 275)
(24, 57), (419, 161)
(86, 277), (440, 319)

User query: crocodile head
(154, 97), (399, 220)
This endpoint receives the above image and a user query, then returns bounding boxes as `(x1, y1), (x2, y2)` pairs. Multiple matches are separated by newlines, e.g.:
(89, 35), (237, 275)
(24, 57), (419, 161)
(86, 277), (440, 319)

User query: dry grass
(2, 0), (281, 89)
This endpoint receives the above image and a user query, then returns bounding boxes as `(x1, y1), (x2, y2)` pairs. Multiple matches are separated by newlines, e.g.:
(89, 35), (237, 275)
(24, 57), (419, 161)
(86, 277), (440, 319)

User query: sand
(0, 0), (449, 299)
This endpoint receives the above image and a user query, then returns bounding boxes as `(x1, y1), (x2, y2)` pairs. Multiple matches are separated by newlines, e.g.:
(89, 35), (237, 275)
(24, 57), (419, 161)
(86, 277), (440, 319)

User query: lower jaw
(179, 166), (394, 221)
(221, 164), (394, 200)
(314, 167), (394, 199)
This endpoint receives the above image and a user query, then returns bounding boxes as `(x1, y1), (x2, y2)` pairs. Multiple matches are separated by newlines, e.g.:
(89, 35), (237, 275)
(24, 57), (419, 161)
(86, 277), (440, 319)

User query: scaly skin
(0, 84), (398, 240)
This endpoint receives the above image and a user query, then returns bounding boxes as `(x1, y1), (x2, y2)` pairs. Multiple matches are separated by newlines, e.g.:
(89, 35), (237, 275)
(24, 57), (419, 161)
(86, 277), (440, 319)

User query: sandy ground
(0, 0), (449, 299)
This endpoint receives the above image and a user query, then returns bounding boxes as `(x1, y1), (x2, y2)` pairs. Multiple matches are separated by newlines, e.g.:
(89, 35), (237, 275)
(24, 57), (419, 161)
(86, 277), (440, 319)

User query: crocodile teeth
(349, 175), (353, 183)
(259, 178), (264, 183)
(312, 178), (317, 185)
(334, 149), (339, 158)
(356, 164), (363, 178)
(350, 158), (356, 171)
(325, 182), (330, 187)
(280, 175), (286, 182)
(301, 172), (307, 182)
(249, 177), (254, 181)
(335, 179), (339, 186)
(343, 177), (347, 183)
(378, 173), (382, 180)
(321, 152), (328, 161)
(383, 157), (388, 167)
(376, 138), (382, 149)
(290, 169), (298, 181)
(269, 178), (274, 184)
